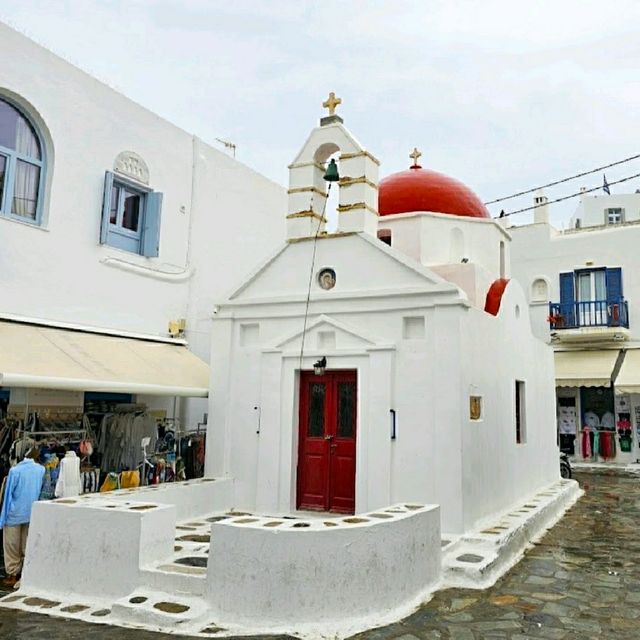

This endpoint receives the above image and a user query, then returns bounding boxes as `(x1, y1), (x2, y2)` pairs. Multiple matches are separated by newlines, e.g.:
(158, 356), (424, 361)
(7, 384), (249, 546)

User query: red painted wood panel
(297, 370), (357, 514)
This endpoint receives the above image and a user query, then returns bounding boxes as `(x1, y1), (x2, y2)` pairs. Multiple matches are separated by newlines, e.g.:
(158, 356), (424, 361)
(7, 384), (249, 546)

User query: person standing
(0, 448), (45, 587)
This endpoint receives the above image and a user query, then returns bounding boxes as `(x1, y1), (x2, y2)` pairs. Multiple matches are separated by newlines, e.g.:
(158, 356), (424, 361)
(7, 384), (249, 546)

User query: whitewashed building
(510, 189), (640, 464)
(0, 21), (285, 426)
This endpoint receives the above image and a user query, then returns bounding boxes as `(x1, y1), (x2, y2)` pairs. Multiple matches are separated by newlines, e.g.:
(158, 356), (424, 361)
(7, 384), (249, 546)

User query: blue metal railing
(548, 298), (629, 330)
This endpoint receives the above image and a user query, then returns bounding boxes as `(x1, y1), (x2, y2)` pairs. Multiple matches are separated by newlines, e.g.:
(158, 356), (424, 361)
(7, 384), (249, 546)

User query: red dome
(378, 166), (490, 218)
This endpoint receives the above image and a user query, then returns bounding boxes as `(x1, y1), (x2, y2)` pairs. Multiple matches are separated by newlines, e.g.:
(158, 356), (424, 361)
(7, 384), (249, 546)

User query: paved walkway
(1, 472), (639, 639)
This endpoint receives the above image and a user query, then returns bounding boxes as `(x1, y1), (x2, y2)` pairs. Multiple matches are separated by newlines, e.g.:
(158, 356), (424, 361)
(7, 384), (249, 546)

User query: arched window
(0, 97), (44, 224)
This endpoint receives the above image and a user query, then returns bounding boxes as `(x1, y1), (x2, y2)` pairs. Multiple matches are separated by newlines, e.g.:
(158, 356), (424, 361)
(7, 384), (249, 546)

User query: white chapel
(207, 97), (561, 534)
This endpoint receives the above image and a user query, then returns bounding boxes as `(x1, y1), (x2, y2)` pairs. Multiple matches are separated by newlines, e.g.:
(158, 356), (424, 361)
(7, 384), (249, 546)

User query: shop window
(515, 380), (526, 444)
(0, 96), (45, 225)
(100, 171), (163, 256)
(557, 396), (577, 455)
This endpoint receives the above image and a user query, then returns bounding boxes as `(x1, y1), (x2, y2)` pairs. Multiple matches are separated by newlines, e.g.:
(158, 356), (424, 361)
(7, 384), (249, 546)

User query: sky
(2, 0), (640, 227)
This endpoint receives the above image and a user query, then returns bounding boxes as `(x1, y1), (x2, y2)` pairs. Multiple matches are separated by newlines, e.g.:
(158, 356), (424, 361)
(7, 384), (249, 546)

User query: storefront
(555, 348), (639, 464)
(0, 318), (210, 496)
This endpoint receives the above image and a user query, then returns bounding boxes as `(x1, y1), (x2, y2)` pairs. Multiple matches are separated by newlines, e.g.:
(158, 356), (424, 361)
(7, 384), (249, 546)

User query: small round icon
(318, 268), (336, 290)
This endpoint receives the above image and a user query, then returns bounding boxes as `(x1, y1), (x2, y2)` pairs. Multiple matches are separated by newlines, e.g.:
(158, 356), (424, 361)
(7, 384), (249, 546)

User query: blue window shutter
(606, 267), (623, 302)
(142, 191), (163, 257)
(100, 171), (114, 244)
(559, 272), (575, 325)
(559, 272), (575, 305)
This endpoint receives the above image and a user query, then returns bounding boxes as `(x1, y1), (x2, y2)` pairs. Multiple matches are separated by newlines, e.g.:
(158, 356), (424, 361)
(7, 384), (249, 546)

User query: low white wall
(206, 503), (441, 635)
(22, 499), (175, 600)
(81, 477), (235, 521)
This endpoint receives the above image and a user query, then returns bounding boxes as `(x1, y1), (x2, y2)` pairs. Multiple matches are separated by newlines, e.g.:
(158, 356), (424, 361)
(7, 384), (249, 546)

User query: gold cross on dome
(322, 92), (342, 116)
(410, 147), (422, 166)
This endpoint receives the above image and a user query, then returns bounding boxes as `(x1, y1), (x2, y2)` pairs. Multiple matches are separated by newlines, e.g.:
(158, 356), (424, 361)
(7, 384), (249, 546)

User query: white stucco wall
(459, 281), (559, 531)
(378, 212), (510, 308)
(509, 221), (640, 344)
(206, 504), (441, 635)
(23, 499), (176, 600)
(378, 212), (510, 276)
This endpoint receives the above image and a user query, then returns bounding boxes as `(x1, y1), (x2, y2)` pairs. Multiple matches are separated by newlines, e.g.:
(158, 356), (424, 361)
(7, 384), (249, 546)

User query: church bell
(323, 158), (340, 182)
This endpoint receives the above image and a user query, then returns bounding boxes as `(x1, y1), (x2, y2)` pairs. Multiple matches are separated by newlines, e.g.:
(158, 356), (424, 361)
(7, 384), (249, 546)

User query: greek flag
(603, 174), (611, 195)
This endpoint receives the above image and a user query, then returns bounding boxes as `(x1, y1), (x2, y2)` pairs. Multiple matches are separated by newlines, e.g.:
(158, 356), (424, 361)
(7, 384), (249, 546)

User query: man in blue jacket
(0, 449), (45, 587)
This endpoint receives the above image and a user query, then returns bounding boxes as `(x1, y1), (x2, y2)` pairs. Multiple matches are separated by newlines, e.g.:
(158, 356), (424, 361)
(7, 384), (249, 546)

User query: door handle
(324, 434), (334, 441)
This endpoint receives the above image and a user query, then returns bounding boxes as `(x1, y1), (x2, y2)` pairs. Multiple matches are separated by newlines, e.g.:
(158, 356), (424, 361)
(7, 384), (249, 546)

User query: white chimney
(533, 189), (549, 224)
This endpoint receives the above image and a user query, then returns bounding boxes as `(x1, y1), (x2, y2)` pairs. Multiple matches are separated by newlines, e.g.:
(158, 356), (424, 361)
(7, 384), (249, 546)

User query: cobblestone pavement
(0, 472), (638, 639)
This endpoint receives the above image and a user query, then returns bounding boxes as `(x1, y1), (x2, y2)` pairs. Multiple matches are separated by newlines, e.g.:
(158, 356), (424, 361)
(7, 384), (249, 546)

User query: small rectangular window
(515, 380), (526, 444)
(470, 396), (483, 421)
(606, 208), (624, 225)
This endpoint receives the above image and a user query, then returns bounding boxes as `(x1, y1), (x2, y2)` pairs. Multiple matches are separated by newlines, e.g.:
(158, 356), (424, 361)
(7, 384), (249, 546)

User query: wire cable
(299, 183), (332, 371)
(498, 171), (640, 218)
(485, 152), (640, 205)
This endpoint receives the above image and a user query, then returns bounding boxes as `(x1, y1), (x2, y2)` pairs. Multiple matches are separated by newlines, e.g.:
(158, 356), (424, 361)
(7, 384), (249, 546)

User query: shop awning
(0, 320), (209, 397)
(613, 349), (640, 395)
(554, 349), (619, 388)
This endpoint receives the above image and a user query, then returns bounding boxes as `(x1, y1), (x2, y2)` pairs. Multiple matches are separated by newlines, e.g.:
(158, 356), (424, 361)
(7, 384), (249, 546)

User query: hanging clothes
(81, 469), (100, 494)
(581, 428), (592, 459)
(99, 413), (158, 473)
(39, 454), (60, 500)
(55, 451), (81, 498)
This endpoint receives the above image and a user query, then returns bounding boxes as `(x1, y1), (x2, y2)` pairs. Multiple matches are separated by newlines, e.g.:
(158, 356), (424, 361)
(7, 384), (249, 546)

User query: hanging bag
(99, 472), (120, 492)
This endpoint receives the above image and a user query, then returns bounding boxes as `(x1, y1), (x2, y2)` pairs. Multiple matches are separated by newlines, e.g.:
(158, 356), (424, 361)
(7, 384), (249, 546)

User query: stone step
(111, 588), (209, 629)
(139, 564), (206, 597)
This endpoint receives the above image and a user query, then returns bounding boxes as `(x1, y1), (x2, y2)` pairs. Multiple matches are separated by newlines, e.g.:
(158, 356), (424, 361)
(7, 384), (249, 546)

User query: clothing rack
(15, 429), (87, 437)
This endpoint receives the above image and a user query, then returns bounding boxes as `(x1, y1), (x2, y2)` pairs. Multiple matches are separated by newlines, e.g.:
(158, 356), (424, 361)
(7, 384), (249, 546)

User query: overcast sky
(2, 0), (640, 227)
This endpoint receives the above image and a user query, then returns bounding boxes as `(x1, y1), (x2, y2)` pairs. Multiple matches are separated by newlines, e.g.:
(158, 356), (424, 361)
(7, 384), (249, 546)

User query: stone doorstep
(442, 480), (582, 590)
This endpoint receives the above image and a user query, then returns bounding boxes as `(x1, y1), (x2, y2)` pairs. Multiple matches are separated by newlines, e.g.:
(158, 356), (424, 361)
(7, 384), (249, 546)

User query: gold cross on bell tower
(409, 147), (422, 167)
(322, 92), (342, 116)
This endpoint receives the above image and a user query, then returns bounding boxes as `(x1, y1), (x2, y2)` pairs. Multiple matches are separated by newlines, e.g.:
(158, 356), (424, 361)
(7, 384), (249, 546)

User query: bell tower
(286, 94), (380, 240)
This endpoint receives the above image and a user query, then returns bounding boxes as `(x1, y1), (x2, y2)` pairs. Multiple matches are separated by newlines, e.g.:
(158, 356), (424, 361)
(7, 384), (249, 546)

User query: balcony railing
(548, 298), (629, 330)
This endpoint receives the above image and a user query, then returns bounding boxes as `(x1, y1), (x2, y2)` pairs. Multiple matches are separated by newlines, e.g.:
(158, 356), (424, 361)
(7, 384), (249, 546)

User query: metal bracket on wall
(254, 406), (261, 435)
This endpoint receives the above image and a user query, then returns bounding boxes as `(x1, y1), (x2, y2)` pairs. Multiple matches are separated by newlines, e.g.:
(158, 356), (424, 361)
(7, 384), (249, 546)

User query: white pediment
(269, 315), (387, 353)
(226, 233), (461, 305)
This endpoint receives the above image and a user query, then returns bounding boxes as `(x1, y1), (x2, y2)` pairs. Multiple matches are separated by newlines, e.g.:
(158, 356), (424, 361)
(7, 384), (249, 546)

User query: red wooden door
(297, 370), (357, 514)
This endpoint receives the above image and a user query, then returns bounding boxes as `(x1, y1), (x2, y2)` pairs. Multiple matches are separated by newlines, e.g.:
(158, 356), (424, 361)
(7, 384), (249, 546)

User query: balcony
(548, 298), (629, 343)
